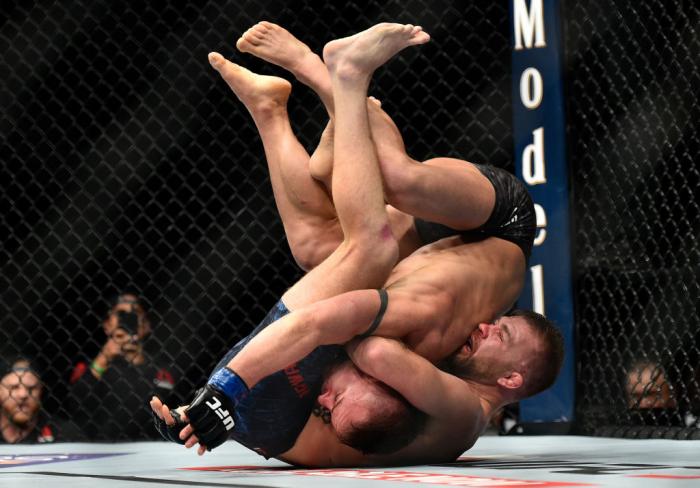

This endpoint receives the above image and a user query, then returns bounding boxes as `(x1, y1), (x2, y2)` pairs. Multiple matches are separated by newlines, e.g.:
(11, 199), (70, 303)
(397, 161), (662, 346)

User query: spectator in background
(625, 360), (677, 410)
(0, 356), (55, 443)
(68, 293), (176, 440)
(624, 359), (685, 427)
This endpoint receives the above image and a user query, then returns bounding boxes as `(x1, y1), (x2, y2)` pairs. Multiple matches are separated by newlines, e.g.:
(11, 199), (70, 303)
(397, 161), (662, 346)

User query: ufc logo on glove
(206, 397), (234, 431)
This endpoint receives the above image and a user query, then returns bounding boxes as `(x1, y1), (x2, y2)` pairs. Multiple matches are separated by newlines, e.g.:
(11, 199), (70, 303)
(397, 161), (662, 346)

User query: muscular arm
(227, 288), (438, 388)
(347, 336), (481, 421)
(346, 336), (484, 463)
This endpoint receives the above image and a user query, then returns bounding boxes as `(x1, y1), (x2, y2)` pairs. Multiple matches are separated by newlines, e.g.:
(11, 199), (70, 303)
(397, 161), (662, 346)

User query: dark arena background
(1, 0), (698, 447)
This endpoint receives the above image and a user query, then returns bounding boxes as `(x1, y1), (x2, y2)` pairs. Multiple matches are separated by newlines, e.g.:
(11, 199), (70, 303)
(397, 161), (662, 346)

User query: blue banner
(509, 0), (575, 423)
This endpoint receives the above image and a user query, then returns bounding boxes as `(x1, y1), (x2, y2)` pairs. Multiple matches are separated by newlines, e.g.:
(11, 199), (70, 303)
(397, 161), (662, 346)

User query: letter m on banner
(514, 0), (546, 50)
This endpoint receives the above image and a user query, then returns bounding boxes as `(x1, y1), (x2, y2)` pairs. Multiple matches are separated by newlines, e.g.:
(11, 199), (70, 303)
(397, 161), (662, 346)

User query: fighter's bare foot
(236, 22), (322, 78)
(208, 52), (291, 115)
(323, 23), (430, 81)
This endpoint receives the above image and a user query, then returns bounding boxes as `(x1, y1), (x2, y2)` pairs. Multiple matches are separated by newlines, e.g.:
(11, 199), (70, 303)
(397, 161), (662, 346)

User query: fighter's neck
(279, 414), (366, 468)
(467, 381), (510, 419)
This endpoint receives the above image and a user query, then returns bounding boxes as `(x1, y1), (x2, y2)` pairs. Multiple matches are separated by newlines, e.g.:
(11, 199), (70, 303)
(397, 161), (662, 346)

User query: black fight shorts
(414, 164), (536, 259)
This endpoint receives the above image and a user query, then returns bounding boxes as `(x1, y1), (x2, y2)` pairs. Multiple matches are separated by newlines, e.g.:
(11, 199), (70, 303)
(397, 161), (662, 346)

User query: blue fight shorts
(210, 300), (342, 458)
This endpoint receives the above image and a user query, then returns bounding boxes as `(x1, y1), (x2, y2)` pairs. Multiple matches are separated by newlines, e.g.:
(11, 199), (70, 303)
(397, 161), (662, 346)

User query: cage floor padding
(1, 436), (698, 487)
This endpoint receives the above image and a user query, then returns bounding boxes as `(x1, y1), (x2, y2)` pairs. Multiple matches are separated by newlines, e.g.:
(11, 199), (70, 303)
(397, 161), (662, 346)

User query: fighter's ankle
(329, 61), (372, 85)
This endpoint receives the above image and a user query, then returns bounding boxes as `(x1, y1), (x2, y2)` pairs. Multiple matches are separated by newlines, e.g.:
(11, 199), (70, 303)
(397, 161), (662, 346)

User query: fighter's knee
(369, 238), (400, 277)
(345, 226), (399, 272)
(376, 230), (400, 263)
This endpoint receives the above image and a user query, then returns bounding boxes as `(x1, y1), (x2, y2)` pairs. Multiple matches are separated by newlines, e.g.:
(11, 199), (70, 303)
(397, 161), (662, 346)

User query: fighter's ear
(497, 371), (523, 390)
(316, 386), (333, 409)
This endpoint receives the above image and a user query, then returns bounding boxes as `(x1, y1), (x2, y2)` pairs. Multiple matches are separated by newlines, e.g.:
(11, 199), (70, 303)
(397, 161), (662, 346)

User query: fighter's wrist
(207, 367), (249, 406)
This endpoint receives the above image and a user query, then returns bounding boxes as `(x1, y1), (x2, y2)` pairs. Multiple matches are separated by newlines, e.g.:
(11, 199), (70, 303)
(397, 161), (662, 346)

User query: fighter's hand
(150, 396), (190, 446)
(184, 385), (236, 452)
(172, 419), (207, 455)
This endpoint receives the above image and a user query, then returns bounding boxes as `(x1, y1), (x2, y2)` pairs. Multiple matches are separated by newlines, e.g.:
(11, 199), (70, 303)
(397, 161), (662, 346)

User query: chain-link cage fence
(1, 1), (512, 441)
(566, 0), (700, 439)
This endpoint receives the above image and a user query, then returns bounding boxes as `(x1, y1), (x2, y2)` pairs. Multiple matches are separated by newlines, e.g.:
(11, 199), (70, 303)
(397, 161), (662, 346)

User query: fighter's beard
(442, 355), (495, 384)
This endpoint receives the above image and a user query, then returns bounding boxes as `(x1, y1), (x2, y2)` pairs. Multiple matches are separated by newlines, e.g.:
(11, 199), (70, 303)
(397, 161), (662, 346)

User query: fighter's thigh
(390, 157), (496, 231)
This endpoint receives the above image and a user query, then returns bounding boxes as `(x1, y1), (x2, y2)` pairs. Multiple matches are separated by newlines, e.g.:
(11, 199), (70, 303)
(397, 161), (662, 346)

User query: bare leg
(308, 119), (335, 189)
(237, 22), (337, 187)
(155, 26), (427, 454)
(237, 22), (336, 187)
(208, 53), (342, 270)
(308, 99), (423, 258)
(234, 26), (414, 266)
(240, 22), (495, 232)
(282, 23), (429, 309)
(366, 101), (495, 229)
(236, 23), (414, 253)
(391, 157), (495, 229)
(237, 23), (398, 196)
(237, 21), (335, 117)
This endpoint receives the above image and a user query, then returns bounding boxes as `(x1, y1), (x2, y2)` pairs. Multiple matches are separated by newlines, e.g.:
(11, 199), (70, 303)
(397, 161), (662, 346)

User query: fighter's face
(317, 363), (378, 437)
(452, 316), (541, 386)
(0, 371), (42, 426)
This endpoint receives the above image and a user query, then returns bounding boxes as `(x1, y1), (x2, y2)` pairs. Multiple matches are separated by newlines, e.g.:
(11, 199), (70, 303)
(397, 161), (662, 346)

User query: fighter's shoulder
(416, 238), (525, 292)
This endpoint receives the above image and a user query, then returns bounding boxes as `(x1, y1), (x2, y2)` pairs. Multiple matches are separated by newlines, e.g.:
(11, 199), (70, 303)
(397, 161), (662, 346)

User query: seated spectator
(68, 293), (175, 440)
(625, 360), (677, 410)
(625, 359), (684, 427)
(0, 356), (55, 444)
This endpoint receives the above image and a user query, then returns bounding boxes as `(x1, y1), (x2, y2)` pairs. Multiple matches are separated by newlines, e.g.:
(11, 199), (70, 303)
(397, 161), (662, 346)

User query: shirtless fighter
(153, 23), (563, 466)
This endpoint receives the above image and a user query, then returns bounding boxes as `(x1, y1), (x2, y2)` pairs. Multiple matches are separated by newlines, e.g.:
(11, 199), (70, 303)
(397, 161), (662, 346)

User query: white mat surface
(1, 436), (699, 487)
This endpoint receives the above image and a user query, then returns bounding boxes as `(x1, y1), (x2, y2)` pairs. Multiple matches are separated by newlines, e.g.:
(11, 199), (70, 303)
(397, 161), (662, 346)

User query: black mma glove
(185, 367), (248, 451)
(152, 399), (187, 444)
